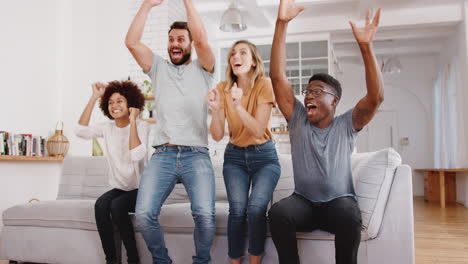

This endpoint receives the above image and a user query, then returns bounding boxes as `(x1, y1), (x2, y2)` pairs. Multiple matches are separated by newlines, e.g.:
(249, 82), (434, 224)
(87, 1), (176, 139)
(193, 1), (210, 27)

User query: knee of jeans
(192, 211), (215, 227)
(247, 204), (267, 220)
(134, 208), (159, 230)
(228, 202), (247, 218)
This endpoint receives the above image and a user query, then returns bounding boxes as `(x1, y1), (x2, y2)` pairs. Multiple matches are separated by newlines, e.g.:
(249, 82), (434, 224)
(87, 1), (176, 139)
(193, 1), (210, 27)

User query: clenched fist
(206, 88), (221, 111)
(231, 83), (243, 108)
(91, 82), (106, 99)
(129, 107), (140, 122)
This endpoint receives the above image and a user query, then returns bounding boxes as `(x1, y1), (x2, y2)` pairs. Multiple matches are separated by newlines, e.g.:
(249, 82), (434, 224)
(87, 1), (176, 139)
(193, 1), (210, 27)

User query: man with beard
(267, 0), (384, 264)
(125, 0), (216, 263)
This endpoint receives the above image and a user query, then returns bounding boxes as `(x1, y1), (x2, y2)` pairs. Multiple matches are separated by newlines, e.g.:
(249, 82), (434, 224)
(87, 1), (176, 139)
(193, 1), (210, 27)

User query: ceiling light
(220, 1), (247, 32)
(382, 56), (403, 75)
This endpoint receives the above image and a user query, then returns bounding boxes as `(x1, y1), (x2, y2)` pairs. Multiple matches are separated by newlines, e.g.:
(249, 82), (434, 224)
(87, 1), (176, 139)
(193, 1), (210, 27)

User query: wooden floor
(1, 197), (467, 264)
(414, 197), (468, 264)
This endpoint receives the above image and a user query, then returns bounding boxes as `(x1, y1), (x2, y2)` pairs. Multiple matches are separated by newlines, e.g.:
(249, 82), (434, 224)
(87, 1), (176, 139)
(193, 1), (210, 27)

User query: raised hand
(278, 0), (306, 23)
(206, 88), (221, 111)
(231, 83), (243, 108)
(129, 107), (140, 122)
(349, 8), (382, 45)
(143, 0), (164, 8)
(91, 82), (106, 99)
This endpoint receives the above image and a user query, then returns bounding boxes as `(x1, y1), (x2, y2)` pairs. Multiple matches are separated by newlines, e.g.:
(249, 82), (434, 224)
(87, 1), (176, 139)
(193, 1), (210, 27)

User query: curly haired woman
(76, 80), (150, 264)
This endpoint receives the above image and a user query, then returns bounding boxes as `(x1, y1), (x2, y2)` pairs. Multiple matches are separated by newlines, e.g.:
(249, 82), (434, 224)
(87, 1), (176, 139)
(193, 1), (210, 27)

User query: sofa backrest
(58, 156), (111, 200)
(272, 148), (402, 240)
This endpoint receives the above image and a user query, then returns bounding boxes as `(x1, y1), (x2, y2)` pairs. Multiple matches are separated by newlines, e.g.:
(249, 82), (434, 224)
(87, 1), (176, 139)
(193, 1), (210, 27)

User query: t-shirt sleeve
(144, 54), (164, 81)
(197, 59), (215, 92)
(340, 108), (358, 137)
(75, 122), (106, 139)
(287, 98), (307, 130)
(257, 78), (276, 106)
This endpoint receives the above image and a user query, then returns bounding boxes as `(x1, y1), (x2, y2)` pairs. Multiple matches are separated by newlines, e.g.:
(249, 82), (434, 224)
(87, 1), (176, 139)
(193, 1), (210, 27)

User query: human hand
(129, 107), (140, 122)
(206, 88), (221, 111)
(231, 83), (243, 108)
(277, 0), (306, 23)
(91, 82), (106, 99)
(349, 8), (382, 45)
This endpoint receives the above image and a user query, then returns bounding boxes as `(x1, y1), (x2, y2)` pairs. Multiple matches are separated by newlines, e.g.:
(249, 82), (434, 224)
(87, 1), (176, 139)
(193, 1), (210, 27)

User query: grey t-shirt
(288, 98), (358, 202)
(145, 55), (214, 147)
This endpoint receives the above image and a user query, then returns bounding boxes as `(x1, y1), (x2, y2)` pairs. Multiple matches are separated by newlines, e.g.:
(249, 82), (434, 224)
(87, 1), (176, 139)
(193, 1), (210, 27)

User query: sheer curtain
(433, 56), (466, 168)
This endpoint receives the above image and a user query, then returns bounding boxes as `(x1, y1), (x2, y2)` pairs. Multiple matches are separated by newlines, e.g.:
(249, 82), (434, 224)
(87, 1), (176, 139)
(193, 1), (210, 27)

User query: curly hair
(99, 80), (145, 120)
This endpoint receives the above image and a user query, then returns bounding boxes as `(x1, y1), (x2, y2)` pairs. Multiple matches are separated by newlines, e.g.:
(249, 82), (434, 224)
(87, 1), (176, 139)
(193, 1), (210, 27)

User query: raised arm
(270, 0), (306, 121)
(128, 108), (142, 150)
(350, 8), (384, 131)
(125, 0), (162, 73)
(183, 0), (215, 72)
(78, 82), (106, 126)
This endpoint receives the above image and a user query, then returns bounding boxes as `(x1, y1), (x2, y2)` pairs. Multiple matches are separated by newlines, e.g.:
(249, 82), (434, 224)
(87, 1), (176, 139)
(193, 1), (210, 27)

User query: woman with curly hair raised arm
(76, 80), (150, 264)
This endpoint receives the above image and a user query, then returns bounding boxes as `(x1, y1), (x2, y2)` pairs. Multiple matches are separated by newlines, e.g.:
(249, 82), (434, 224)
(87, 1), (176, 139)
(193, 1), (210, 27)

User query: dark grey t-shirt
(288, 98), (358, 202)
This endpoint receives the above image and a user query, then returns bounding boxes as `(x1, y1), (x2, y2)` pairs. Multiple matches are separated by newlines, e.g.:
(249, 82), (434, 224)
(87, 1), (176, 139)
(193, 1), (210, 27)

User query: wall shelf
(272, 131), (289, 135)
(0, 156), (64, 162)
(144, 94), (155, 100)
(142, 118), (156, 124)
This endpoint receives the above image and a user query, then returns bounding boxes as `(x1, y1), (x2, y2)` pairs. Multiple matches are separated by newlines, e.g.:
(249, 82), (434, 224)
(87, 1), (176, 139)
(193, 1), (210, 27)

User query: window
(219, 40), (328, 95)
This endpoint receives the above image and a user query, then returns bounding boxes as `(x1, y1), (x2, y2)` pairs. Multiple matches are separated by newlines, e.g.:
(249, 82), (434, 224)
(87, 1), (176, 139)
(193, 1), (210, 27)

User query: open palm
(278, 0), (306, 23)
(349, 8), (382, 44)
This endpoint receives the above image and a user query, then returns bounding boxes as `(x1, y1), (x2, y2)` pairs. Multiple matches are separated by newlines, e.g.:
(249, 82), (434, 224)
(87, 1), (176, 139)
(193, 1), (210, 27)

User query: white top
(75, 120), (150, 191)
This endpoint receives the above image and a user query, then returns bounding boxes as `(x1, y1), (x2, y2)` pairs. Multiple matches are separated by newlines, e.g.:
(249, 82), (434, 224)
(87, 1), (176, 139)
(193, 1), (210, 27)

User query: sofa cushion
(58, 156), (112, 200)
(272, 148), (401, 240)
(2, 200), (97, 231)
(352, 148), (401, 239)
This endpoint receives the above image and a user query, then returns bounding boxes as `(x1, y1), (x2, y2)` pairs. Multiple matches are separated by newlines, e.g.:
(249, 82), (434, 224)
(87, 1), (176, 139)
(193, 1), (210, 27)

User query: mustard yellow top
(216, 77), (275, 147)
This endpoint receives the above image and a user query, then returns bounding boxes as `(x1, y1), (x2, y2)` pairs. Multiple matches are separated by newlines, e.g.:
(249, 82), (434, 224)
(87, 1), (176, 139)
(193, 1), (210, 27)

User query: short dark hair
(308, 73), (342, 99)
(168, 21), (192, 41)
(99, 80), (145, 120)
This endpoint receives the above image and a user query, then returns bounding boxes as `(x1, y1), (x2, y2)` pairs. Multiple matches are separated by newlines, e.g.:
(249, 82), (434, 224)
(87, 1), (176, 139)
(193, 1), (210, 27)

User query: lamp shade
(220, 4), (247, 32)
(382, 56), (403, 75)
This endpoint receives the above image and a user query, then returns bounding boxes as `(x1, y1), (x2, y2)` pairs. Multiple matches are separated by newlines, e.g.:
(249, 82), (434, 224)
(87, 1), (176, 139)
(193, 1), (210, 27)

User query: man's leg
(95, 189), (124, 264)
(135, 148), (178, 264)
(180, 147), (216, 264)
(110, 189), (139, 264)
(321, 197), (362, 264)
(268, 193), (319, 264)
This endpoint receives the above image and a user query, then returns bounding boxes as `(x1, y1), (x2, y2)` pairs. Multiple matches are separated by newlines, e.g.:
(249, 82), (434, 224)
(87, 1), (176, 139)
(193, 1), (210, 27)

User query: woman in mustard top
(207, 40), (281, 264)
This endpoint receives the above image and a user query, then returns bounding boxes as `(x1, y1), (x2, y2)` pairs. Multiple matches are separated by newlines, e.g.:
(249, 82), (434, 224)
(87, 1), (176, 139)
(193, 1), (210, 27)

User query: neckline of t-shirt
(309, 118), (335, 132)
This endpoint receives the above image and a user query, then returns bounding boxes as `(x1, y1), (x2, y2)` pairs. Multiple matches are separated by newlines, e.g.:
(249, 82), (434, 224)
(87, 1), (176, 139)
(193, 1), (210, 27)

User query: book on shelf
(0, 131), (47, 157)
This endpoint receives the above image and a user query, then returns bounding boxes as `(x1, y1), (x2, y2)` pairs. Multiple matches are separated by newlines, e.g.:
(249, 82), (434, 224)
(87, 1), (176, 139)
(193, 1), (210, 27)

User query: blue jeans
(223, 139), (281, 259)
(135, 145), (216, 264)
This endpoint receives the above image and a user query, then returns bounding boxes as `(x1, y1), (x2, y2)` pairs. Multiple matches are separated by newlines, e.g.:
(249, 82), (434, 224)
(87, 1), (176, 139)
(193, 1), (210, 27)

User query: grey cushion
(58, 156), (111, 200)
(2, 200), (97, 231)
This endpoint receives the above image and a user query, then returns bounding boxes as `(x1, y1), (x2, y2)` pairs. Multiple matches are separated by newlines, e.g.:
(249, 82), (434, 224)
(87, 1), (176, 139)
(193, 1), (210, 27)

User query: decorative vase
(46, 122), (69, 157)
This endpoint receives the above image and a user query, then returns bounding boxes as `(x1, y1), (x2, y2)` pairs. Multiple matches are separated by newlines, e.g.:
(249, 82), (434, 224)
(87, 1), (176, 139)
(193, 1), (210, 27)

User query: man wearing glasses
(267, 0), (384, 264)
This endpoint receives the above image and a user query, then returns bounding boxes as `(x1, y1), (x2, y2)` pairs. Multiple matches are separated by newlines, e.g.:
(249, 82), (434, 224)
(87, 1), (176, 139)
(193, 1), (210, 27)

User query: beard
(169, 47), (192, 66)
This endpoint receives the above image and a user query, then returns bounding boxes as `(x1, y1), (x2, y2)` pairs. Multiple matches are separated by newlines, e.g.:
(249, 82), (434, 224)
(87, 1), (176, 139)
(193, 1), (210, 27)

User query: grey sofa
(0, 148), (414, 264)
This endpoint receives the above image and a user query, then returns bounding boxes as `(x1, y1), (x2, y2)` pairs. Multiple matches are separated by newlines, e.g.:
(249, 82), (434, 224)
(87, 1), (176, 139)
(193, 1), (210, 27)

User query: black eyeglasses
(301, 89), (338, 98)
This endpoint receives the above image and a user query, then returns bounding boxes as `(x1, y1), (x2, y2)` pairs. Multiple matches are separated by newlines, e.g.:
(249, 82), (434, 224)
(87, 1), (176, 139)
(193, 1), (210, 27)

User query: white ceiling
(196, 0), (463, 61)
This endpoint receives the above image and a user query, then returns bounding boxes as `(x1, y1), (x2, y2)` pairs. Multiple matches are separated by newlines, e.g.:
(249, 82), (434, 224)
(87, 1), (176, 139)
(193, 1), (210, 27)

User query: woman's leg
(95, 188), (124, 263)
(223, 146), (250, 262)
(110, 189), (140, 264)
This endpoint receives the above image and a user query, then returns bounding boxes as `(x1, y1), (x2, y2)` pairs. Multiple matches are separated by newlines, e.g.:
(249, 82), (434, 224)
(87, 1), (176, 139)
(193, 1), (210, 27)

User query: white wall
(0, 0), (63, 231)
(337, 55), (437, 196)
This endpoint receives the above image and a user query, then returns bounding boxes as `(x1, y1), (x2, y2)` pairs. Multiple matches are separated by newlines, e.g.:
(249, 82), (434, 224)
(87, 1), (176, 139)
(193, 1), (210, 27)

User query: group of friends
(76, 0), (384, 263)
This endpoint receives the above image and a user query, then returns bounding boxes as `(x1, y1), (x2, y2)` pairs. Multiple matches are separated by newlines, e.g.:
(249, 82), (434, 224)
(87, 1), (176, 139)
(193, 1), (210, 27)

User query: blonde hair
(224, 40), (265, 91)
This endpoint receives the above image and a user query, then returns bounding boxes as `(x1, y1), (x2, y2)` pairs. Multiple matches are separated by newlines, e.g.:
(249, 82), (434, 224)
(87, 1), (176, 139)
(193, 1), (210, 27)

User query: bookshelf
(144, 94), (155, 100)
(0, 156), (64, 162)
